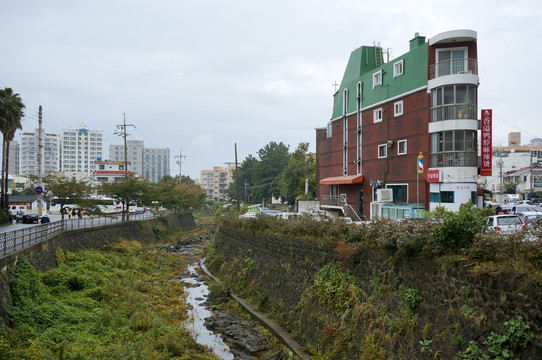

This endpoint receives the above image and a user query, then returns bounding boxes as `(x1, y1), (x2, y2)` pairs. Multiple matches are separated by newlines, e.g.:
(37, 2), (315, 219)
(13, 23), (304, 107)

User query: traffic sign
(35, 186), (43, 194)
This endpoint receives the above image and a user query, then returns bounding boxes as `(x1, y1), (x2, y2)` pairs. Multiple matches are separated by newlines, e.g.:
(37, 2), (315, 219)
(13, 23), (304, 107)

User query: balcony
(430, 104), (477, 122)
(320, 195), (346, 208)
(430, 151), (477, 168)
(429, 58), (478, 80)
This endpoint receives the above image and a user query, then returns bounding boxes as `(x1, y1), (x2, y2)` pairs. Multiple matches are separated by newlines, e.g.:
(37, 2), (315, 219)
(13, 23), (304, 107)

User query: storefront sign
(427, 169), (440, 182)
(481, 109), (492, 176)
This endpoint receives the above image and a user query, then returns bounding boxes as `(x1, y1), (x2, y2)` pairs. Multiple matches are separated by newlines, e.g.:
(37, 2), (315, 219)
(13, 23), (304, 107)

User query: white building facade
(19, 130), (60, 176)
(60, 124), (104, 175)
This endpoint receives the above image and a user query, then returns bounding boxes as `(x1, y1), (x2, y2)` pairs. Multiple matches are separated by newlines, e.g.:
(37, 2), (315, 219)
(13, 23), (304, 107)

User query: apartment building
(109, 140), (170, 183)
(316, 30), (480, 220)
(200, 166), (235, 201)
(60, 124), (104, 175)
(19, 130), (60, 176)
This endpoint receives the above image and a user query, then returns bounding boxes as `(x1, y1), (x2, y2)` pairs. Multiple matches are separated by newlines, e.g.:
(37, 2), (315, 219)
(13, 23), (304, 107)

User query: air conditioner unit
(376, 188), (393, 202)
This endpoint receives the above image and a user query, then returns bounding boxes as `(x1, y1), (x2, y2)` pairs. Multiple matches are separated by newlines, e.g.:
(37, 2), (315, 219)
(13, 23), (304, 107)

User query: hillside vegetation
(207, 204), (542, 359)
(0, 239), (219, 359)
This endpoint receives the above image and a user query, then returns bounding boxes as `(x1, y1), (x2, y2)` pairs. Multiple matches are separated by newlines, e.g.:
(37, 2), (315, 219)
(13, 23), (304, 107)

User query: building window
(373, 70), (382, 89)
(326, 122), (332, 138)
(393, 59), (404, 77)
(440, 191), (454, 203)
(394, 101), (403, 117)
(436, 47), (467, 76)
(398, 140), (407, 155)
(431, 130), (476, 167)
(386, 184), (408, 203)
(430, 192), (440, 203)
(430, 84), (476, 121)
(378, 144), (387, 158)
(373, 108), (383, 123)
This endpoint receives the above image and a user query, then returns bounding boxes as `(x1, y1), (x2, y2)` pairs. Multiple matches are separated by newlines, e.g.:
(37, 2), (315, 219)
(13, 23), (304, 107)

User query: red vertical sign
(481, 109), (492, 176)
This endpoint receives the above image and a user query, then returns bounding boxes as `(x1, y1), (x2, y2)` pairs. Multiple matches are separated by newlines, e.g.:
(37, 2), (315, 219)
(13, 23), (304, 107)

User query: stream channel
(170, 228), (298, 360)
(180, 263), (234, 359)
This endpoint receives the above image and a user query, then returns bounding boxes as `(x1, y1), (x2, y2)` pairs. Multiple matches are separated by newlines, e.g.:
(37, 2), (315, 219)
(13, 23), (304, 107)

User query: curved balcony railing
(430, 104), (478, 122)
(429, 58), (478, 80)
(431, 151), (477, 168)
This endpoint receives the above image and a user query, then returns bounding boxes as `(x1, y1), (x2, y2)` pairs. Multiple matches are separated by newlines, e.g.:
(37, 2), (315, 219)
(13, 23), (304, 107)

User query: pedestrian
(68, 209), (72, 219)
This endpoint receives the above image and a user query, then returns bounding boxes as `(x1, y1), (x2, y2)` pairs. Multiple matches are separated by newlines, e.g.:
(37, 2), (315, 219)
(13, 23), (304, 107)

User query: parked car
(512, 205), (540, 214)
(487, 214), (525, 233)
(517, 212), (542, 228)
(15, 210), (39, 224)
(239, 212), (258, 219)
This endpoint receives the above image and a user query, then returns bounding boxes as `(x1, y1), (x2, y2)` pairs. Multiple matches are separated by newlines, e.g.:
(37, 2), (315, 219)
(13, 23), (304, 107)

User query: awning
(319, 175), (363, 185)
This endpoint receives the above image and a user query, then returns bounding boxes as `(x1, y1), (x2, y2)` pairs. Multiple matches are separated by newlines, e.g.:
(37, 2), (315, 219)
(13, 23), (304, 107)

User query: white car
(487, 215), (525, 233)
(517, 212), (542, 228)
(239, 212), (258, 219)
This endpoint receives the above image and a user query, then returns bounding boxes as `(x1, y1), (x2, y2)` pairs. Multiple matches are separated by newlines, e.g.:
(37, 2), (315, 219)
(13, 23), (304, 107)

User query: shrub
(432, 202), (488, 254)
(400, 285), (423, 309)
(484, 316), (534, 358)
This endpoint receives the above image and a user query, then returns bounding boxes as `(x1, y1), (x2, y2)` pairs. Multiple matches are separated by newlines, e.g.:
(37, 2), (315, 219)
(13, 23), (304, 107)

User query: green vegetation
(211, 208), (542, 359)
(0, 87), (25, 213)
(225, 141), (316, 205)
(0, 242), (219, 359)
(43, 175), (93, 220)
(400, 286), (423, 309)
(218, 205), (542, 279)
(432, 202), (489, 254)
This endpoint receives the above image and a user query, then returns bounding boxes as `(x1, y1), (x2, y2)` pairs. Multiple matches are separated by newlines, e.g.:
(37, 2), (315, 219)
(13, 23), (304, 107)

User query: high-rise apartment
(109, 140), (170, 182)
(60, 124), (104, 175)
(19, 130), (60, 176)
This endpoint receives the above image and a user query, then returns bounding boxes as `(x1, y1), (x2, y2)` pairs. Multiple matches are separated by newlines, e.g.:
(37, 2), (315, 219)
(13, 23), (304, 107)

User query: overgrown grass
(219, 209), (542, 281)
(0, 241), (219, 360)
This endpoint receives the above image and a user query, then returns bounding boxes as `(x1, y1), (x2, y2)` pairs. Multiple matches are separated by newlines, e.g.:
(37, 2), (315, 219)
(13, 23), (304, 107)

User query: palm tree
(0, 88), (25, 209)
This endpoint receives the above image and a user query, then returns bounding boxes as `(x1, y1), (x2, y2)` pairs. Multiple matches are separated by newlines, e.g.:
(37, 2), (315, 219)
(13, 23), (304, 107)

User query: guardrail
(0, 211), (174, 259)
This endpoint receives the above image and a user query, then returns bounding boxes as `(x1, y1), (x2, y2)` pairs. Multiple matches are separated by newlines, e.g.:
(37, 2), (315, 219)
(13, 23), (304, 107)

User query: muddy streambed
(178, 262), (281, 360)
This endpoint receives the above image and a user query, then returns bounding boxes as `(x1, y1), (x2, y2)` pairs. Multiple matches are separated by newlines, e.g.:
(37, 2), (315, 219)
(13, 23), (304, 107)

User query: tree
(277, 143), (316, 205)
(43, 175), (92, 220)
(143, 176), (206, 211)
(0, 88), (25, 210)
(254, 142), (290, 203)
(99, 175), (149, 221)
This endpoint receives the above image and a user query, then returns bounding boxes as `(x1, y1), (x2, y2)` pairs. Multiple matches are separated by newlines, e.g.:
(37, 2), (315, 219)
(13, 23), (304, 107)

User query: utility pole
(38, 105), (43, 218)
(115, 114), (135, 177)
(174, 148), (186, 183)
(235, 143), (240, 211)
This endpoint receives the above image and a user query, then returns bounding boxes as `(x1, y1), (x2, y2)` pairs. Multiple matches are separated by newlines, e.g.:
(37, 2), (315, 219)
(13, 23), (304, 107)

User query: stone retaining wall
(214, 226), (542, 359)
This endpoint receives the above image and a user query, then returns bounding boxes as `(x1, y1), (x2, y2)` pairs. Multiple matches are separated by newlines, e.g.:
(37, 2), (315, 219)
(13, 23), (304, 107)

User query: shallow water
(181, 264), (234, 360)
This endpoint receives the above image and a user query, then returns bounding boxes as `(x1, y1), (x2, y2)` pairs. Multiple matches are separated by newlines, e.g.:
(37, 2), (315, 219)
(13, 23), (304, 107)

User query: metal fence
(0, 211), (173, 259)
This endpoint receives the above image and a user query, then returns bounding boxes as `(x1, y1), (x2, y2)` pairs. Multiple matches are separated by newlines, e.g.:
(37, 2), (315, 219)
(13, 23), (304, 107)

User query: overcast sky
(1, 0), (541, 179)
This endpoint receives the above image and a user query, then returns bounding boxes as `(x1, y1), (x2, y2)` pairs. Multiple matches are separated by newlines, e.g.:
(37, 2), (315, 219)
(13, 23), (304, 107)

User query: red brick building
(316, 30), (480, 220)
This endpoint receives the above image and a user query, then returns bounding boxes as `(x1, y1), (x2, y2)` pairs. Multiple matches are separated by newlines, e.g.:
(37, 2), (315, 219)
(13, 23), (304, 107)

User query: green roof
(331, 41), (428, 120)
